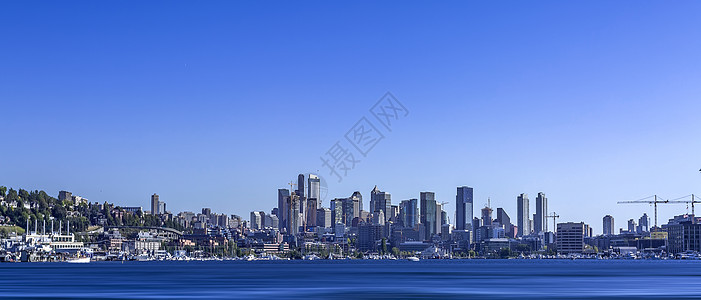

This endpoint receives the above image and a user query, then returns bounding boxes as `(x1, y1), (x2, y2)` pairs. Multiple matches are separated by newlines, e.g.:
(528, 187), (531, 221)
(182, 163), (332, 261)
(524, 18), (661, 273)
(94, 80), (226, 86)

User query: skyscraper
(297, 174), (306, 228)
(296, 174), (305, 199)
(637, 213), (650, 233)
(496, 208), (513, 237)
(277, 189), (290, 230)
(420, 192), (437, 240)
(517, 193), (530, 237)
(628, 219), (636, 232)
(603, 215), (614, 235)
(481, 206), (493, 226)
(534, 192), (548, 233)
(400, 199), (418, 228)
(308, 174), (321, 206)
(455, 186), (474, 231)
(288, 192), (301, 234)
(151, 194), (159, 215)
(370, 186), (391, 222)
(306, 197), (317, 228)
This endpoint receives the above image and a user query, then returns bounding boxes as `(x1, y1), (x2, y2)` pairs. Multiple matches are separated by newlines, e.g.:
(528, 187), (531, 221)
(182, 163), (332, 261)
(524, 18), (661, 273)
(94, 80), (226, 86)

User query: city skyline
(2, 1), (701, 234)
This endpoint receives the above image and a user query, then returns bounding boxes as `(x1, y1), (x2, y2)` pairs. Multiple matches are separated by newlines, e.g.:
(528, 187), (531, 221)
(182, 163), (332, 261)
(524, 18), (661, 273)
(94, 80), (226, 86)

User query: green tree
(381, 238), (387, 255)
(0, 186), (7, 197)
(391, 247), (400, 258)
(499, 247), (513, 259)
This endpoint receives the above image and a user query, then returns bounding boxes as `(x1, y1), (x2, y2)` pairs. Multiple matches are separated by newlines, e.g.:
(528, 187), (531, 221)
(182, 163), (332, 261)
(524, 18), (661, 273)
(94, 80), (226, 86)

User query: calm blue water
(2, 260), (701, 299)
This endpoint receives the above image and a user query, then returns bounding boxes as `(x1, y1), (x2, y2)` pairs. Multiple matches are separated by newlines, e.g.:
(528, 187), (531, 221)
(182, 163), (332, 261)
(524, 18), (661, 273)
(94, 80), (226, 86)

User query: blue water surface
(1, 259), (701, 299)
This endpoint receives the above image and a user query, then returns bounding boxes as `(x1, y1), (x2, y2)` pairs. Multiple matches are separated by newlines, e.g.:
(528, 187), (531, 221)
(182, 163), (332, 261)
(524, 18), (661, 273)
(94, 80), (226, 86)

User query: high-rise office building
(317, 207), (332, 228)
(349, 191), (362, 225)
(517, 193), (530, 236)
(603, 215), (614, 235)
(628, 219), (636, 232)
(158, 201), (166, 215)
(151, 194), (160, 215)
(370, 186), (391, 222)
(308, 174), (321, 206)
(637, 213), (650, 233)
(296, 174), (308, 230)
(436, 202), (443, 235)
(556, 222), (585, 254)
(278, 189), (290, 230)
(481, 206), (493, 226)
(420, 192), (437, 240)
(496, 208), (513, 237)
(306, 198), (317, 228)
(288, 192), (301, 234)
(534, 192), (548, 233)
(455, 186), (474, 231)
(250, 211), (264, 230)
(400, 199), (418, 228)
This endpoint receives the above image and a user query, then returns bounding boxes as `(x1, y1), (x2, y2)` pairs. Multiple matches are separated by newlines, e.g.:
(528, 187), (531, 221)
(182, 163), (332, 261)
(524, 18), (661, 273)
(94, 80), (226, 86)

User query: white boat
(407, 257), (420, 262)
(67, 257), (90, 263)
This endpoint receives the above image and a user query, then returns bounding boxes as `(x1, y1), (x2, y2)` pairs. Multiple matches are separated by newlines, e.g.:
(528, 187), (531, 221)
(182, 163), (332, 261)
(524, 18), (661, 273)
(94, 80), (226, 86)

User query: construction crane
(617, 195), (669, 231)
(667, 194), (700, 215)
(546, 212), (559, 233)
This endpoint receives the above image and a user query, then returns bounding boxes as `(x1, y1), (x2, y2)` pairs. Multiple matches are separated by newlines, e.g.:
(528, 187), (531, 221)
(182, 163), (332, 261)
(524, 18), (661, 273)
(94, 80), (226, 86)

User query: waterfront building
(665, 214), (701, 254)
(534, 192), (547, 233)
(556, 222), (585, 254)
(517, 193), (530, 237)
(455, 186), (474, 231)
(420, 192), (437, 240)
(603, 215), (614, 235)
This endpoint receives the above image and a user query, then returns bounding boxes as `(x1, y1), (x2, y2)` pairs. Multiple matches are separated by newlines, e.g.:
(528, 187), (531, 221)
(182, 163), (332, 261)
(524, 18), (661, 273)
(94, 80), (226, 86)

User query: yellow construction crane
(617, 195), (669, 231)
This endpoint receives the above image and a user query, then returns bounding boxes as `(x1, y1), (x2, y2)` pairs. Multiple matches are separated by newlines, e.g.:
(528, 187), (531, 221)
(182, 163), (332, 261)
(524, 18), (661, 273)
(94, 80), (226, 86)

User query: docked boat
(67, 257), (90, 263)
(407, 257), (420, 262)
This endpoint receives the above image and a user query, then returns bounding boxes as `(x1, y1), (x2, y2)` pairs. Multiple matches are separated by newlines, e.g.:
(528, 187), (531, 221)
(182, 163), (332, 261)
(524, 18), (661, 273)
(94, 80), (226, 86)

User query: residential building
(603, 215), (614, 235)
(517, 193), (530, 236)
(534, 192), (547, 233)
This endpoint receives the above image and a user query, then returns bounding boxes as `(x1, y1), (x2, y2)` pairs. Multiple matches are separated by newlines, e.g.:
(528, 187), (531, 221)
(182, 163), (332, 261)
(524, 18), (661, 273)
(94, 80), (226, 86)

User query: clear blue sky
(2, 1), (701, 233)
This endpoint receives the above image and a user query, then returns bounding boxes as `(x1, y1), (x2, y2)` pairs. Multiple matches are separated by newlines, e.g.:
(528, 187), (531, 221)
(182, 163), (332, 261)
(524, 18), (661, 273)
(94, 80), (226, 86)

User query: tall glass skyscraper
(455, 186), (473, 231)
(371, 186), (392, 222)
(420, 192), (437, 241)
(534, 192), (548, 233)
(400, 199), (418, 228)
(307, 174), (320, 206)
(517, 193), (530, 237)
